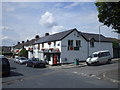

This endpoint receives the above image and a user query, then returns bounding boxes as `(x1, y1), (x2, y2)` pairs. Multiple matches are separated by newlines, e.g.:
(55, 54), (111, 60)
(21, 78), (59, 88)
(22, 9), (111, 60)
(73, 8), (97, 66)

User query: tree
(19, 48), (28, 58)
(95, 2), (120, 33)
(112, 41), (120, 48)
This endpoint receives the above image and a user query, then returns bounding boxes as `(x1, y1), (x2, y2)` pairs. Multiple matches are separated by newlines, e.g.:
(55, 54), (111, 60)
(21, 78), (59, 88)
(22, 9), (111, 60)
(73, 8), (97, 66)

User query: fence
(113, 47), (120, 58)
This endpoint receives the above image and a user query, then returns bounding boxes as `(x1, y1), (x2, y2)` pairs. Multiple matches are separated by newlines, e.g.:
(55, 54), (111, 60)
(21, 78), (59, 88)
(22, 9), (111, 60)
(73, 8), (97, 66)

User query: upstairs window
(42, 43), (44, 48)
(54, 41), (56, 47)
(76, 40), (81, 47)
(38, 44), (40, 50)
(68, 40), (73, 46)
(90, 39), (94, 47)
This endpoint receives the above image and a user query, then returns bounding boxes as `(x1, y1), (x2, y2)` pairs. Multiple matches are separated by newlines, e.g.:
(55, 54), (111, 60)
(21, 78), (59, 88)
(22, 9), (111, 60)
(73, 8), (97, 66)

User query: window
(99, 53), (105, 57)
(38, 44), (40, 50)
(54, 41), (56, 46)
(42, 43), (44, 48)
(100, 52), (110, 57)
(68, 40), (73, 46)
(93, 54), (98, 57)
(90, 39), (94, 47)
(76, 40), (81, 47)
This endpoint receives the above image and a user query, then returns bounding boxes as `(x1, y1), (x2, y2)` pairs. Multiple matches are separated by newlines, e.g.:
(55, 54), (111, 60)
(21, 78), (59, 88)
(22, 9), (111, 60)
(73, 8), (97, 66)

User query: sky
(1, 1), (119, 46)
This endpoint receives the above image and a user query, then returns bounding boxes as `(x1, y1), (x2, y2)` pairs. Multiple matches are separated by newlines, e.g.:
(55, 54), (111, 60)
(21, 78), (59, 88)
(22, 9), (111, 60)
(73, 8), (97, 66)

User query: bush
(2, 53), (13, 56)
(19, 48), (28, 58)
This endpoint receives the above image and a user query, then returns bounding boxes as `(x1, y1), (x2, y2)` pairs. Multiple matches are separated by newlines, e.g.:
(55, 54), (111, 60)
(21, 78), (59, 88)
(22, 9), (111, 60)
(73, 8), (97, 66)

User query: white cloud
(54, 3), (63, 8)
(18, 3), (28, 8)
(0, 36), (8, 40)
(39, 12), (57, 28)
(64, 2), (81, 9)
(6, 7), (15, 12)
(50, 25), (65, 34)
(1, 38), (17, 46)
(2, 26), (13, 31)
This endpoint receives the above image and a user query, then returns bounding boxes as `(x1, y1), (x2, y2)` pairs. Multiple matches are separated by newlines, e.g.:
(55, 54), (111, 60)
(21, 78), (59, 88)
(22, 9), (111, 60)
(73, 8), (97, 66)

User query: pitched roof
(35, 28), (111, 44)
(0, 46), (12, 53)
(107, 37), (120, 43)
(81, 32), (111, 42)
(13, 39), (38, 49)
(13, 43), (24, 49)
(24, 39), (36, 46)
(35, 28), (77, 44)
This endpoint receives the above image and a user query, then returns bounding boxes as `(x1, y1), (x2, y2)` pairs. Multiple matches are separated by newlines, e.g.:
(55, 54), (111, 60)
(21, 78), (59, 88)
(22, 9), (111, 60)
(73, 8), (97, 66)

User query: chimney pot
(18, 42), (20, 44)
(27, 40), (29, 42)
(45, 33), (49, 36)
(22, 41), (24, 43)
(35, 35), (39, 39)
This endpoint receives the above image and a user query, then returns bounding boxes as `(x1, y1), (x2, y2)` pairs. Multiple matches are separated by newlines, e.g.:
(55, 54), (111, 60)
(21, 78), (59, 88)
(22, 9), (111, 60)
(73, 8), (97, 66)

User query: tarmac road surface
(1, 59), (119, 88)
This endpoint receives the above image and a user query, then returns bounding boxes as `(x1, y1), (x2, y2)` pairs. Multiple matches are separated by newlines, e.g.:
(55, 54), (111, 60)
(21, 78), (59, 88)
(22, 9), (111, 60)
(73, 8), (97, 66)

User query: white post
(99, 24), (104, 50)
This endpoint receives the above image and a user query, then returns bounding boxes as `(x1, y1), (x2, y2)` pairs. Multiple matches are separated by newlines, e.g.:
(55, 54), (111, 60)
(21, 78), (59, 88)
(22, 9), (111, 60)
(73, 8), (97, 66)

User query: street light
(118, 34), (120, 58)
(99, 24), (104, 44)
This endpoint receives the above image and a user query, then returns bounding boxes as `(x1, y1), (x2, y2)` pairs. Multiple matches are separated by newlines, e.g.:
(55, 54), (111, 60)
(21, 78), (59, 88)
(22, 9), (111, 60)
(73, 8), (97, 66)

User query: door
(98, 53), (104, 64)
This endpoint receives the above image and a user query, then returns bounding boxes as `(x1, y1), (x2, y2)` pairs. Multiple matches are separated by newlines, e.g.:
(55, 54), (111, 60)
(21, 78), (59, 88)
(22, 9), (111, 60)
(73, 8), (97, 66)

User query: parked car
(17, 57), (28, 64)
(86, 50), (112, 66)
(14, 57), (19, 63)
(26, 58), (46, 68)
(0, 55), (10, 77)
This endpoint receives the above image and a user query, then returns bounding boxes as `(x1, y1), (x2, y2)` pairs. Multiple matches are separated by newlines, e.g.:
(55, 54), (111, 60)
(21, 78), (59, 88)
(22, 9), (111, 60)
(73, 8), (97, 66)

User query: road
(1, 59), (119, 88)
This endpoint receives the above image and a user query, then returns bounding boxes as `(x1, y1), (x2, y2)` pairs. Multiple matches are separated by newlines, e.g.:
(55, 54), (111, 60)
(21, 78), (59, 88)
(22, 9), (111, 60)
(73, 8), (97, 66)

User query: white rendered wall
(61, 30), (88, 63)
(89, 42), (113, 57)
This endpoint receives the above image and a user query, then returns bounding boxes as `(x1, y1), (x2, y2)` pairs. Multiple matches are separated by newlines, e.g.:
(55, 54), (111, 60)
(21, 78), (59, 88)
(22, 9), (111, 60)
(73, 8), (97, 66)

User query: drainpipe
(87, 39), (90, 57)
(118, 34), (120, 58)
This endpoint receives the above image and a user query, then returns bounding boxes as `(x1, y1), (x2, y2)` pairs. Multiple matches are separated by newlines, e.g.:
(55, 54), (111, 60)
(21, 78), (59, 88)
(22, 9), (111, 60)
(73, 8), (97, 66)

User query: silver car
(86, 50), (112, 66)
(17, 57), (28, 64)
(14, 57), (19, 63)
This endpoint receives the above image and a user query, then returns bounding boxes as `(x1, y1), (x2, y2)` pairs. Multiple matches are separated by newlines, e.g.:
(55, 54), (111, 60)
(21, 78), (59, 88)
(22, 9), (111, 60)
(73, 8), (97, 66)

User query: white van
(86, 50), (112, 66)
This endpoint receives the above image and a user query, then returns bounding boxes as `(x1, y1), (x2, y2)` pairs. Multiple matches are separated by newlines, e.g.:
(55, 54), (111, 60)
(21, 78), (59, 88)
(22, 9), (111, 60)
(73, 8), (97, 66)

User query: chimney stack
(45, 33), (49, 36)
(18, 42), (20, 44)
(22, 41), (24, 43)
(35, 35), (39, 39)
(27, 40), (29, 42)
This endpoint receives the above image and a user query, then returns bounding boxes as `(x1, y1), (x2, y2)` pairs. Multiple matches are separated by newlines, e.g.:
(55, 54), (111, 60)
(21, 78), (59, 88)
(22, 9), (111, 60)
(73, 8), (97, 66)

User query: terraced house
(31, 28), (113, 65)
(12, 35), (40, 58)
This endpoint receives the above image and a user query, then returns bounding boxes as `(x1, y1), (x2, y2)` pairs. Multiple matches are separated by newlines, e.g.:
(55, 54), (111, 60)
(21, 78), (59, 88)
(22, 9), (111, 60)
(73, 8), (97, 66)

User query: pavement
(47, 58), (120, 83)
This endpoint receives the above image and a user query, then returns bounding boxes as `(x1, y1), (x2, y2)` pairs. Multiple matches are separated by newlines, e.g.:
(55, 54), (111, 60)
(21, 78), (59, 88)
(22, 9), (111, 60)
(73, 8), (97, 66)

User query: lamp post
(118, 34), (120, 58)
(99, 24), (104, 48)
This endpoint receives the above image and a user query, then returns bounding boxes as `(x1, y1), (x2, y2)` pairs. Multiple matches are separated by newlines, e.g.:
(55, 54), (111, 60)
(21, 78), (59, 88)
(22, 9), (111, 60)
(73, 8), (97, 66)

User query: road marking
(103, 72), (119, 83)
(73, 72), (78, 74)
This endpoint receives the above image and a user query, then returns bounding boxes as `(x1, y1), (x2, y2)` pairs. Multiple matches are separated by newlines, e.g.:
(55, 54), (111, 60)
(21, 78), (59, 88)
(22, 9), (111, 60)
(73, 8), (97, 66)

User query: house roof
(81, 32), (111, 42)
(13, 43), (24, 49)
(107, 37), (120, 43)
(35, 28), (111, 44)
(0, 46), (12, 53)
(24, 39), (36, 46)
(13, 38), (38, 49)
(35, 28), (77, 44)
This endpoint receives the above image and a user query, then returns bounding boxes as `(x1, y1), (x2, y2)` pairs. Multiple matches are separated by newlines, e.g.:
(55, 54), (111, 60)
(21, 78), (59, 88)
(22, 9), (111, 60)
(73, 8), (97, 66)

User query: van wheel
(96, 61), (100, 66)
(107, 59), (111, 64)
(86, 62), (90, 66)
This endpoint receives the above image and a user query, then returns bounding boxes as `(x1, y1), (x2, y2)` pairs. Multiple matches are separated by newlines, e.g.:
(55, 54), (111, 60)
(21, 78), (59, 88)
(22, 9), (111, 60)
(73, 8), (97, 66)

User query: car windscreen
(16, 57), (19, 59)
(30, 58), (39, 61)
(20, 58), (27, 60)
(93, 54), (98, 57)
(90, 54), (99, 58)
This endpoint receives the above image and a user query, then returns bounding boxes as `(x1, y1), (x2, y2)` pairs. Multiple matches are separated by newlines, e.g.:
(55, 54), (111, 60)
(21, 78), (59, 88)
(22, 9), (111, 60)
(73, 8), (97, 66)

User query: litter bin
(74, 59), (79, 65)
